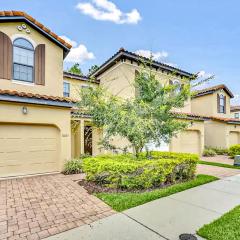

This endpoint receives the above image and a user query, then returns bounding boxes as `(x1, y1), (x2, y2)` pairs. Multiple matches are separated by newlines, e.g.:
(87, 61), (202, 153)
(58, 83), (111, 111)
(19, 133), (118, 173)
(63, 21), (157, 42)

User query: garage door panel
(0, 124), (60, 177)
(229, 132), (239, 146)
(172, 130), (200, 154)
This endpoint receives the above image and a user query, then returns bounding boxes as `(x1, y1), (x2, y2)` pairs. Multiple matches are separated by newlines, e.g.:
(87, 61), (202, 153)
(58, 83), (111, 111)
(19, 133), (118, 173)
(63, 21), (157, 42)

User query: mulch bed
(78, 178), (190, 194)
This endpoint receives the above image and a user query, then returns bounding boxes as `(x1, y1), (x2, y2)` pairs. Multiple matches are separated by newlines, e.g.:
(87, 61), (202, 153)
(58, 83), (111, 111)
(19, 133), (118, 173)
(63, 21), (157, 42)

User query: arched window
(13, 38), (34, 83)
(219, 94), (225, 113)
(171, 79), (181, 94)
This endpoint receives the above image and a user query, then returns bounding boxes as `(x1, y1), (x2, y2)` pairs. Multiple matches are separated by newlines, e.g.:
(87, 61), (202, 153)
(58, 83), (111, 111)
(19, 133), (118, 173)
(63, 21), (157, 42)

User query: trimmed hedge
(229, 144), (240, 158)
(83, 152), (198, 190)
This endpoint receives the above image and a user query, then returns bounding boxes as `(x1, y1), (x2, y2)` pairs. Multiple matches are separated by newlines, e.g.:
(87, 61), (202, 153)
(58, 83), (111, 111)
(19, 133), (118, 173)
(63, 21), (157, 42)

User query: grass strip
(96, 174), (218, 212)
(199, 160), (240, 170)
(198, 205), (240, 240)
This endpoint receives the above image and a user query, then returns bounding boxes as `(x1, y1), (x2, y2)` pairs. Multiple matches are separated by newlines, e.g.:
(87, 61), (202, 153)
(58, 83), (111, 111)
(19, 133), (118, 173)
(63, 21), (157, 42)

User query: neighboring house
(0, 11), (73, 178)
(87, 48), (205, 156)
(231, 105), (240, 119)
(191, 85), (240, 149)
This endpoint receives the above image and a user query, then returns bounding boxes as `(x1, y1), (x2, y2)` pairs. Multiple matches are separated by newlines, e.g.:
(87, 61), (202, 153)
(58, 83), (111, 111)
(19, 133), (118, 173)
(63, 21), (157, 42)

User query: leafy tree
(78, 63), (209, 157)
(88, 65), (99, 75)
(68, 63), (83, 75)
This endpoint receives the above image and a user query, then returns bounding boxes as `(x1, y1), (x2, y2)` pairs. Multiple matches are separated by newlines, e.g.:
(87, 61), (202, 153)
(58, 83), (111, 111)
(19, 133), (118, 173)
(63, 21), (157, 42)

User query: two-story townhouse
(0, 11), (73, 178)
(85, 48), (206, 155)
(191, 85), (240, 148)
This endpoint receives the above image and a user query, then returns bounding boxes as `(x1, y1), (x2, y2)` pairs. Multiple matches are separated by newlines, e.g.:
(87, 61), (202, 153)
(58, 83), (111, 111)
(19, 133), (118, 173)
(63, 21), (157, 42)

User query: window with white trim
(63, 81), (70, 97)
(13, 38), (34, 83)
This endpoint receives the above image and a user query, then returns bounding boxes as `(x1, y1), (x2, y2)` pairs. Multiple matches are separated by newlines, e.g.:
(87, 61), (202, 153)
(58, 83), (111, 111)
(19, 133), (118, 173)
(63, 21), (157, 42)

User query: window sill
(12, 80), (34, 86)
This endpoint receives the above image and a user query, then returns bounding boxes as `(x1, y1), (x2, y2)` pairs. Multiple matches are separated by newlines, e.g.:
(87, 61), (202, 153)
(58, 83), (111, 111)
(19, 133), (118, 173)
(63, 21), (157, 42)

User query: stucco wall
(0, 22), (64, 97)
(191, 90), (231, 117)
(98, 60), (191, 112)
(63, 77), (97, 100)
(0, 101), (71, 172)
(204, 120), (240, 149)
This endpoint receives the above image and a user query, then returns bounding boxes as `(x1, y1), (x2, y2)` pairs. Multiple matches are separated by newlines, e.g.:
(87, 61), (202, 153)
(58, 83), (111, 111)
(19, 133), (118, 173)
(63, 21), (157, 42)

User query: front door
(84, 126), (93, 155)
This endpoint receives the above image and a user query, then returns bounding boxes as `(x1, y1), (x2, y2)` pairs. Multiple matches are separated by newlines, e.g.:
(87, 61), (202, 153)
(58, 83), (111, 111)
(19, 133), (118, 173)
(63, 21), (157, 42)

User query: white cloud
(60, 35), (77, 47)
(62, 36), (95, 63)
(135, 50), (168, 61)
(197, 70), (212, 78)
(76, 0), (141, 24)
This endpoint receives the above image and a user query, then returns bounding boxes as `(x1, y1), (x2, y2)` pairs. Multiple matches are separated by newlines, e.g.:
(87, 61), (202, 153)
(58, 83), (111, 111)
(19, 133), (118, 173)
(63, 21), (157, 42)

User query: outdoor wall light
(22, 106), (28, 115)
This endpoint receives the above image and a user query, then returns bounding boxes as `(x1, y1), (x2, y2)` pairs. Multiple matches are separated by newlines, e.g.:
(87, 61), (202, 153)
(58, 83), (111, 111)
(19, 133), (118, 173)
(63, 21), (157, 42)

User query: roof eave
(0, 94), (73, 108)
(91, 51), (193, 78)
(0, 16), (70, 58)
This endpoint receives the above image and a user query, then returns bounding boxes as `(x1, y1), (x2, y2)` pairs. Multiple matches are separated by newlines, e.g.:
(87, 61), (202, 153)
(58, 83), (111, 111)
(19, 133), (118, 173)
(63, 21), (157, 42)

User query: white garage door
(229, 131), (239, 146)
(172, 130), (200, 154)
(0, 124), (60, 178)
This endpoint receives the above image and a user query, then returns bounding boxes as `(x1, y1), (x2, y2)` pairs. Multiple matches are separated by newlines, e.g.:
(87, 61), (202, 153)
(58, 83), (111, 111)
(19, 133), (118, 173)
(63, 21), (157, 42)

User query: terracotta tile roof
(90, 48), (194, 78)
(230, 105), (240, 112)
(0, 11), (72, 51)
(0, 89), (75, 103)
(193, 84), (234, 98)
(174, 111), (240, 124)
(63, 71), (99, 84)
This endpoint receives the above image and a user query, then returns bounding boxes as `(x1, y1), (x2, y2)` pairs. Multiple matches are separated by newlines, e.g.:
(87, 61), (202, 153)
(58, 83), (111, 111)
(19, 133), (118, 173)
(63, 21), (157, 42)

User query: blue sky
(2, 0), (240, 103)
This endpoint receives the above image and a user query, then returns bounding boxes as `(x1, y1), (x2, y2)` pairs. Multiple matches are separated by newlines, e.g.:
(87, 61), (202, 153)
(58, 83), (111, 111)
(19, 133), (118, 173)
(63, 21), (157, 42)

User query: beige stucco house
(191, 85), (240, 149)
(0, 11), (73, 178)
(69, 48), (206, 157)
(1, 11), (239, 178)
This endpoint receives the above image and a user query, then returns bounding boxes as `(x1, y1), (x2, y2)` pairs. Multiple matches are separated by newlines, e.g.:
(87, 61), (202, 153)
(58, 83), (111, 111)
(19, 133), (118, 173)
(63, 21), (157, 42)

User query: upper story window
(13, 38), (34, 83)
(63, 81), (70, 97)
(218, 94), (226, 113)
(234, 113), (239, 119)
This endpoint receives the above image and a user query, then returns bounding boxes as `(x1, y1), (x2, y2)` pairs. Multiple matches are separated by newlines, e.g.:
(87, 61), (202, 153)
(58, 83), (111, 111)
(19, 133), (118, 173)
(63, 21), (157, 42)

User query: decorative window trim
(11, 34), (37, 49)
(13, 37), (34, 83)
(12, 80), (34, 86)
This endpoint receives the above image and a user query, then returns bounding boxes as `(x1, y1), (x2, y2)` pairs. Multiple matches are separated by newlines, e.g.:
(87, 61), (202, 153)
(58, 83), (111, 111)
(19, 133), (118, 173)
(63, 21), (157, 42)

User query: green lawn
(96, 174), (218, 212)
(199, 160), (240, 170)
(198, 205), (240, 240)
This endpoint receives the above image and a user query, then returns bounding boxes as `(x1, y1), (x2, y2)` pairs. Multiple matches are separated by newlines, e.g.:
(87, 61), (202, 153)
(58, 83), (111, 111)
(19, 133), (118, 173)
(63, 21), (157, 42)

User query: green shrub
(203, 149), (216, 157)
(212, 147), (229, 155)
(83, 152), (198, 190)
(204, 146), (228, 155)
(229, 145), (240, 158)
(64, 159), (83, 174)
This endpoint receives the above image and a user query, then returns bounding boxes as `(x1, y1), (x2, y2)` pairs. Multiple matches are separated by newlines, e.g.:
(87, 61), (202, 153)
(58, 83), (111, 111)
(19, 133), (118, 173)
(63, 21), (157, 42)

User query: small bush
(229, 145), (240, 158)
(64, 159), (83, 175)
(205, 146), (228, 155)
(83, 152), (198, 190)
(213, 147), (229, 155)
(203, 149), (216, 157)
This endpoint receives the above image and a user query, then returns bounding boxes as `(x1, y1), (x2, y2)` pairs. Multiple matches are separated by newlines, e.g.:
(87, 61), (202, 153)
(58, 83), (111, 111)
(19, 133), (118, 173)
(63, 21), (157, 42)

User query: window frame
(219, 94), (225, 113)
(234, 112), (239, 119)
(13, 37), (35, 83)
(63, 81), (70, 97)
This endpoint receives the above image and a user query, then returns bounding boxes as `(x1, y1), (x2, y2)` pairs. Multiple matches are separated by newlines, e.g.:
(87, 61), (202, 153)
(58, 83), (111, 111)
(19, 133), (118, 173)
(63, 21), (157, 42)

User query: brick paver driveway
(0, 174), (114, 240)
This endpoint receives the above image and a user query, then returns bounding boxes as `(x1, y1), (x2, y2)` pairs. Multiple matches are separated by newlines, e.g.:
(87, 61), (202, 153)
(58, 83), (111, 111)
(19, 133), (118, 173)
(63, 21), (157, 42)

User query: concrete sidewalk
(45, 174), (240, 240)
